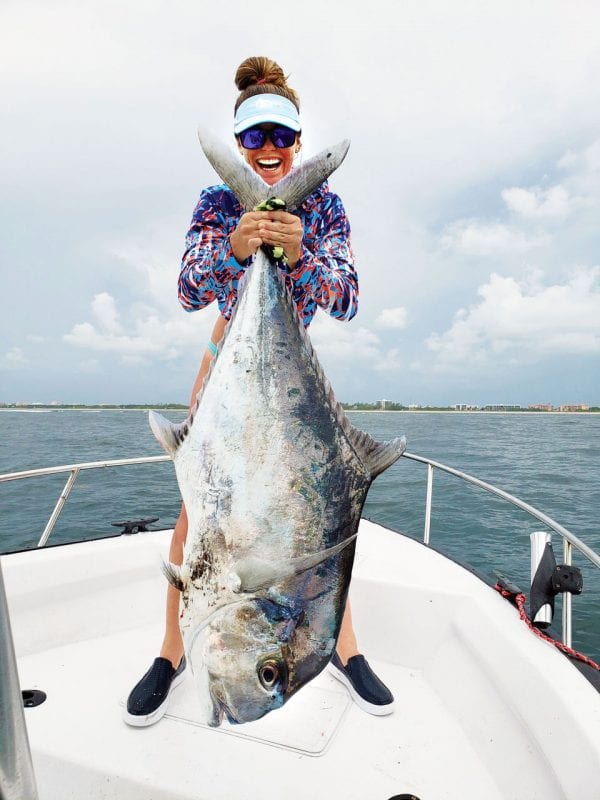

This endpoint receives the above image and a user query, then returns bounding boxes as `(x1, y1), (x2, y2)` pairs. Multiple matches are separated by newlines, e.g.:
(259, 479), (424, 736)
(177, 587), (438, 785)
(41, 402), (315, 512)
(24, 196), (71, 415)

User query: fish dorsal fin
(340, 425), (407, 478)
(230, 534), (358, 593)
(197, 127), (269, 210)
(272, 267), (407, 479)
(198, 128), (350, 211)
(269, 140), (350, 210)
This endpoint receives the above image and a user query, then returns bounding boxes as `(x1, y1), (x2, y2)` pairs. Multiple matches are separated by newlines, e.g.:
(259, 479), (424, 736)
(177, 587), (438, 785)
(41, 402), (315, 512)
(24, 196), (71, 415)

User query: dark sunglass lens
(240, 128), (265, 149)
(271, 127), (296, 148)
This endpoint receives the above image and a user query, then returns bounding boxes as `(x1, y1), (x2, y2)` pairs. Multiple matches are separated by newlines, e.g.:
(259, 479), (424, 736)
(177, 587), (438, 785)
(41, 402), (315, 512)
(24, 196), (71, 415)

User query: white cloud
(558, 139), (600, 175)
(0, 347), (28, 370)
(310, 316), (381, 362)
(64, 295), (205, 363)
(426, 267), (600, 368)
(91, 292), (122, 334)
(309, 314), (404, 375)
(440, 136), (600, 267)
(501, 184), (574, 220)
(440, 220), (548, 256)
(373, 348), (403, 372)
(63, 236), (219, 365)
(375, 307), (409, 330)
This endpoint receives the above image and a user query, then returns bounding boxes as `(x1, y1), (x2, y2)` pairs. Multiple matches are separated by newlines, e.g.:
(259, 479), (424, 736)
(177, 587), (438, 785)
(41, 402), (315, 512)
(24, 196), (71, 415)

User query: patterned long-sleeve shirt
(178, 181), (358, 327)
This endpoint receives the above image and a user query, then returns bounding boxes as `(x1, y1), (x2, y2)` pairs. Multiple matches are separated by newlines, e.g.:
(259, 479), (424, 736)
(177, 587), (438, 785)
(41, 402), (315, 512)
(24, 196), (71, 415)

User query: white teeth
(257, 159), (281, 167)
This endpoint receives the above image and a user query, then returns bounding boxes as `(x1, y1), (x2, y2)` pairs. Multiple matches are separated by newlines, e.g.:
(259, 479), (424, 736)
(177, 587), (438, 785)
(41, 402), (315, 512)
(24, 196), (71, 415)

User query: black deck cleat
(111, 517), (159, 535)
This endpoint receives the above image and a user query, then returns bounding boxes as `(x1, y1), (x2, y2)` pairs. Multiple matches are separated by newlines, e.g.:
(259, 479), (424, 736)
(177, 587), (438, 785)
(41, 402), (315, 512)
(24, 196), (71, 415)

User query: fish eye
(258, 659), (280, 689)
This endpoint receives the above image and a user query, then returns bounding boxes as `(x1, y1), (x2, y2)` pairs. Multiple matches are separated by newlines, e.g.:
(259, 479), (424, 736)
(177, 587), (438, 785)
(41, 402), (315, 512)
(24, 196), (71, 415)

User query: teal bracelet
(207, 340), (218, 357)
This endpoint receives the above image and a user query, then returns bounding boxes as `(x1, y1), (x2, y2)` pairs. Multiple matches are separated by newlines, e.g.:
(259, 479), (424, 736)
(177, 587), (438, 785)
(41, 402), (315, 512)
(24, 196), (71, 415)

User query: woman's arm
(287, 194), (358, 321)
(178, 190), (251, 312)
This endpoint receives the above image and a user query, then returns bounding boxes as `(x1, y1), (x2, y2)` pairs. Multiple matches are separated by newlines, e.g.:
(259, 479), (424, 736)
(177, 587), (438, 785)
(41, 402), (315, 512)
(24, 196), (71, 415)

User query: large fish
(150, 131), (406, 727)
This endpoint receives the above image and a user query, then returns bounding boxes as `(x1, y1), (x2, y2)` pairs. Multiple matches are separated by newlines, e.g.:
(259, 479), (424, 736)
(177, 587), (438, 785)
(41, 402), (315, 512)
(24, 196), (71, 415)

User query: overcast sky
(1, 0), (599, 405)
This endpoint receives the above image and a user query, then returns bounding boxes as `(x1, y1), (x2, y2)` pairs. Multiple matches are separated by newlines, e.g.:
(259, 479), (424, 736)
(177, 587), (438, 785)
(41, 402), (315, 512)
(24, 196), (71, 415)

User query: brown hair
(234, 56), (300, 112)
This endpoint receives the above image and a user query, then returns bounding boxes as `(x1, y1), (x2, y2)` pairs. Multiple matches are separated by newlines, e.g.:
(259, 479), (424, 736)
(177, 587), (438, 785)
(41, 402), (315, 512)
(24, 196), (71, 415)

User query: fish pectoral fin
(162, 560), (185, 592)
(231, 535), (358, 593)
(229, 558), (281, 594)
(346, 425), (407, 478)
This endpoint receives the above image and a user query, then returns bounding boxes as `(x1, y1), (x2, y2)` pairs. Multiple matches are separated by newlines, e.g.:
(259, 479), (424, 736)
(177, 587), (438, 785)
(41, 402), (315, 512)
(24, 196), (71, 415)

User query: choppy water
(1, 410), (598, 660)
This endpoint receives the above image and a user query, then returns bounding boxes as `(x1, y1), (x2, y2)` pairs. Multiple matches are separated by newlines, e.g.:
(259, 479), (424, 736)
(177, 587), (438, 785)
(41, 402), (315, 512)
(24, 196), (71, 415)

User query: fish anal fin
(149, 410), (191, 457)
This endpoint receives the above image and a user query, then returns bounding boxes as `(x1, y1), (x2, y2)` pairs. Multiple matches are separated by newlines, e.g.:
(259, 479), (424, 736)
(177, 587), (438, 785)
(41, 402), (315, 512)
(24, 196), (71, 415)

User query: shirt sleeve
(286, 193), (358, 321)
(178, 189), (250, 312)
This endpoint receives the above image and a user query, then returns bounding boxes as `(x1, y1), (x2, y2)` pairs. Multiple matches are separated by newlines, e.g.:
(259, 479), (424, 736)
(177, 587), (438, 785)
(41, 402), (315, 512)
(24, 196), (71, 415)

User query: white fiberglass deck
(4, 521), (600, 799)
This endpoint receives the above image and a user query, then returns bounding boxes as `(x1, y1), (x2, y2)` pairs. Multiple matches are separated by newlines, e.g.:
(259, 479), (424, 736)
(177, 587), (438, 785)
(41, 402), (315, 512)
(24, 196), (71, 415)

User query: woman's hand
(230, 211), (303, 268)
(258, 210), (303, 268)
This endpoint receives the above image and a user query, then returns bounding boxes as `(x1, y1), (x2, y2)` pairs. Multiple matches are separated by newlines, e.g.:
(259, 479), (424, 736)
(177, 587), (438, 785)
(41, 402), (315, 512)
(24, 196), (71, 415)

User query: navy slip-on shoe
(327, 652), (394, 715)
(123, 655), (187, 727)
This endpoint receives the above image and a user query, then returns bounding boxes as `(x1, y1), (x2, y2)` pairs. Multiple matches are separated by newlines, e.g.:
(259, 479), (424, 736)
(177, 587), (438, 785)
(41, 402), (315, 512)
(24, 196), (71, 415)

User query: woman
(124, 56), (393, 726)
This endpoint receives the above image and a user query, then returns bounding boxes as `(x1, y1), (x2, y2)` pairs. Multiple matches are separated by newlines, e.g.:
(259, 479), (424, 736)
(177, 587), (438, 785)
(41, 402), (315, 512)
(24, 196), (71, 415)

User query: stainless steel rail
(0, 561), (39, 800)
(402, 450), (600, 648)
(0, 456), (171, 547)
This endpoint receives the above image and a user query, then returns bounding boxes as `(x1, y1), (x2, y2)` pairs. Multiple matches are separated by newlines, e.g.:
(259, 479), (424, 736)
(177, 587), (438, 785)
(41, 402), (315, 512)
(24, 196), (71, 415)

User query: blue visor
(234, 93), (301, 135)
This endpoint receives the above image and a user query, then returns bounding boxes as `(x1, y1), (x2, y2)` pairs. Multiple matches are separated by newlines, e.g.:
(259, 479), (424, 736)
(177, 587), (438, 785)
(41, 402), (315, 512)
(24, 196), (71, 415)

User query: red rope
(494, 584), (600, 672)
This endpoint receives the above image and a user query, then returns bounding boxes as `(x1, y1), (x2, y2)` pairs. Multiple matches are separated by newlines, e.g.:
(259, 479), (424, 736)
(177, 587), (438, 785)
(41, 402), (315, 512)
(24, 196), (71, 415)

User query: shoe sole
(122, 667), (187, 728)
(326, 662), (395, 716)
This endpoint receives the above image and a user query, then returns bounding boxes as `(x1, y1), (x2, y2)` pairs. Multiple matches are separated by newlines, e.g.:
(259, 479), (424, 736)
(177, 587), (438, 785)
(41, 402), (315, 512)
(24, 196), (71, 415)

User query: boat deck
(18, 624), (504, 800)
(5, 522), (600, 799)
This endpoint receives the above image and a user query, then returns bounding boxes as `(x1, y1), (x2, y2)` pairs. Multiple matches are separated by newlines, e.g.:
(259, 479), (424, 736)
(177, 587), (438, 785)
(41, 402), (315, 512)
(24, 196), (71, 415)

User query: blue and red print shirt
(178, 181), (358, 327)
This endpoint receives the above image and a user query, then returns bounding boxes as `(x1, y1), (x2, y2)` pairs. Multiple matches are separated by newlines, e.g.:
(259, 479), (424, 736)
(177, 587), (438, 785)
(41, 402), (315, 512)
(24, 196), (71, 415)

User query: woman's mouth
(256, 158), (282, 172)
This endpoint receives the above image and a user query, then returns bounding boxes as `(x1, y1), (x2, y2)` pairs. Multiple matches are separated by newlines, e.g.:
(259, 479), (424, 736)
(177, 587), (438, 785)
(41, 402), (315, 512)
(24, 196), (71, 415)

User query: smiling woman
(233, 58), (302, 186)
(123, 55), (394, 728)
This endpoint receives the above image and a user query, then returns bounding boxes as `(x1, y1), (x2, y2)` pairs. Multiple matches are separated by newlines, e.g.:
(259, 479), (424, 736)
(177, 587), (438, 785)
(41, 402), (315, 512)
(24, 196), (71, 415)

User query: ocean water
(1, 409), (598, 660)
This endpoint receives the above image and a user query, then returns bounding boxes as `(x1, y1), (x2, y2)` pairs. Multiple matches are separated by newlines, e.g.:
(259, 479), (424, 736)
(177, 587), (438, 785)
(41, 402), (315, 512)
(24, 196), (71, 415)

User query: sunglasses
(238, 125), (298, 150)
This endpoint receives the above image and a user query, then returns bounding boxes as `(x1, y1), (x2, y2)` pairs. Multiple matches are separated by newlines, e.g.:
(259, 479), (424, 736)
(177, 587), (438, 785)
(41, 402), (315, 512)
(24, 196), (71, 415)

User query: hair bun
(234, 56), (300, 112)
(235, 56), (287, 91)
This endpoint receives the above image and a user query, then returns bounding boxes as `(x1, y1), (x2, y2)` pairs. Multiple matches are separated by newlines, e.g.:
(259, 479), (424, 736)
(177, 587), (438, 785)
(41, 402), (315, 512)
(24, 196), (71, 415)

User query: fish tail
(198, 127), (350, 210)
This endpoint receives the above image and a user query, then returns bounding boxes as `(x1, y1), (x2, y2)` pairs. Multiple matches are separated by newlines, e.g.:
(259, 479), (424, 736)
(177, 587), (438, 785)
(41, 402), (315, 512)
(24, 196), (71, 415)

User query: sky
(1, 0), (599, 406)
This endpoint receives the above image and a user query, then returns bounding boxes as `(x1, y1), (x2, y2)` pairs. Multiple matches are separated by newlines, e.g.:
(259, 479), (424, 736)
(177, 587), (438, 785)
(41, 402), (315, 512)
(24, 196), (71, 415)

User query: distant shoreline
(0, 406), (597, 416)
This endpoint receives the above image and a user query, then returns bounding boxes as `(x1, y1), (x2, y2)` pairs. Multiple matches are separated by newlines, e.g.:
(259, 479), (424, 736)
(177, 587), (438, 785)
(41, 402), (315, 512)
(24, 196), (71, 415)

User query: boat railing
(0, 456), (171, 547)
(402, 451), (600, 649)
(1, 452), (599, 649)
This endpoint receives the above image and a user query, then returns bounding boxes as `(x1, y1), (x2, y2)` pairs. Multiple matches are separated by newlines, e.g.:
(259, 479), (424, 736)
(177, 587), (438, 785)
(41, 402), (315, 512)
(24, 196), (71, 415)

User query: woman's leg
(335, 599), (359, 665)
(158, 315), (227, 668)
(158, 506), (188, 668)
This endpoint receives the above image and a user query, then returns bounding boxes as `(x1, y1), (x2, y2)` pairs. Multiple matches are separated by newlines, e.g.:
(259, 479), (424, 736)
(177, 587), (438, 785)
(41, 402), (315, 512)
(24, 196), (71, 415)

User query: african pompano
(149, 132), (406, 727)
